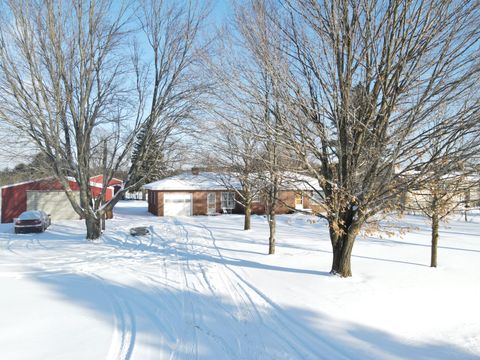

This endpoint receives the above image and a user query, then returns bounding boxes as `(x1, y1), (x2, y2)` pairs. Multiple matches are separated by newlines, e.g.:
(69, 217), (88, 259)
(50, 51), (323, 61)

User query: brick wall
(276, 191), (295, 214)
(193, 192), (207, 215)
(146, 189), (326, 217)
(147, 190), (164, 216)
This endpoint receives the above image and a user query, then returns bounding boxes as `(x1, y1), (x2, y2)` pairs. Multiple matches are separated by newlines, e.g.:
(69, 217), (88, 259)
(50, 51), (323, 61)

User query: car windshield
(18, 211), (42, 220)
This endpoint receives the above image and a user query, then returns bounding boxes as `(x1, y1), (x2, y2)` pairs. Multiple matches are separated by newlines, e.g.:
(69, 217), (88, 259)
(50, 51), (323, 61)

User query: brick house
(144, 170), (324, 217)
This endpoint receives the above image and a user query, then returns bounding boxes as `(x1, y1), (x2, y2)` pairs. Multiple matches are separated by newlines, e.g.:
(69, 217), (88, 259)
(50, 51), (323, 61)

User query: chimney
(191, 167), (200, 175)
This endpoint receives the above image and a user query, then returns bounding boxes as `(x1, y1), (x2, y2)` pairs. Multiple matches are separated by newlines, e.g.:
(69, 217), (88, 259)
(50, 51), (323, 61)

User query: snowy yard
(1, 201), (479, 360)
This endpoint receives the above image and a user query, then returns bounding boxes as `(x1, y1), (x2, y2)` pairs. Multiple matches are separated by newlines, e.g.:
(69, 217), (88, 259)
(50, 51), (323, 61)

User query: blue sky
(0, 1), (236, 171)
(211, 0), (233, 28)
(212, 1), (232, 20)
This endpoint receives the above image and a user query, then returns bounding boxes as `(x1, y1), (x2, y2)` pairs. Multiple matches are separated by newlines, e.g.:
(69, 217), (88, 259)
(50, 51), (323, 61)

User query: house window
(295, 193), (303, 205)
(221, 192), (235, 210)
(295, 193), (304, 210)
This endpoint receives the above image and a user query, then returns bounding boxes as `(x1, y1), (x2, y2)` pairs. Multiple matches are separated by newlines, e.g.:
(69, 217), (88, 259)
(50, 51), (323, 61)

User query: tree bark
(329, 219), (359, 277)
(268, 211), (276, 255)
(101, 213), (106, 231)
(86, 215), (102, 240)
(431, 213), (439, 267)
(244, 203), (251, 230)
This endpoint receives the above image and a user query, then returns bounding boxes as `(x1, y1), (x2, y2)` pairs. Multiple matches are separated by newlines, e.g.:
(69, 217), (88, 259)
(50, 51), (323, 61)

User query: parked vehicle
(14, 210), (51, 234)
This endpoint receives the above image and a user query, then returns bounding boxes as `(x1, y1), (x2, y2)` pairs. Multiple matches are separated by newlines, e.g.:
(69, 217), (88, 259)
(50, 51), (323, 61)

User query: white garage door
(164, 192), (192, 216)
(27, 190), (80, 221)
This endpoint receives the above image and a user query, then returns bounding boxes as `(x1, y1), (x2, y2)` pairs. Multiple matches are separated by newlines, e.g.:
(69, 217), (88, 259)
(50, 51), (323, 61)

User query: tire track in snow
(80, 273), (138, 360)
(88, 226), (190, 359)
(188, 220), (351, 360)
(6, 234), (141, 360)
(3, 218), (198, 359)
(166, 217), (249, 359)
(106, 293), (136, 360)
(180, 222), (294, 358)
(184, 221), (279, 358)
(170, 218), (200, 360)
(171, 219), (266, 359)
(174, 218), (257, 359)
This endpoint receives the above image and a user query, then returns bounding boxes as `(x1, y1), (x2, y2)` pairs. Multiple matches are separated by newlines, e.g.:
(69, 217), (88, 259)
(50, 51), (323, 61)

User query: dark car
(14, 210), (51, 234)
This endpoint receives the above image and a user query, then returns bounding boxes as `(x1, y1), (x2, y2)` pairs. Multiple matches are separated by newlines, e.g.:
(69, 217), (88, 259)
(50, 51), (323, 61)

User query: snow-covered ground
(1, 201), (479, 360)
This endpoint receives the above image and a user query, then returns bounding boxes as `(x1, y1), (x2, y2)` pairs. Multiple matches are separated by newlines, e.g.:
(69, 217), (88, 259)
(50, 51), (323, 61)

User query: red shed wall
(90, 186), (113, 200)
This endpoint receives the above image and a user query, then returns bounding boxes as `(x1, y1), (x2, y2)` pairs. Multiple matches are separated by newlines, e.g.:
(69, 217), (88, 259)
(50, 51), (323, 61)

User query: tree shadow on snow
(184, 224), (430, 269)
(27, 270), (480, 360)
(102, 226), (331, 277)
(364, 236), (480, 254)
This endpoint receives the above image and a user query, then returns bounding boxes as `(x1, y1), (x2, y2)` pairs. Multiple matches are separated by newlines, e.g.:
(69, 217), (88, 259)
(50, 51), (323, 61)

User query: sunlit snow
(1, 201), (479, 359)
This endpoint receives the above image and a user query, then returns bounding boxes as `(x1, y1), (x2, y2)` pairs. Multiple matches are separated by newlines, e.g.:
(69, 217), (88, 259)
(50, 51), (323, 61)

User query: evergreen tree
(130, 127), (167, 191)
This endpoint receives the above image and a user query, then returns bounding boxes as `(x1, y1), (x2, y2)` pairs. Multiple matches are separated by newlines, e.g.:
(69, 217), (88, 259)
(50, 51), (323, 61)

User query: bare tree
(0, 0), (209, 239)
(205, 16), (276, 234)
(236, 0), (480, 276)
(403, 111), (480, 267)
(409, 171), (471, 267)
(212, 1), (291, 252)
(208, 121), (263, 230)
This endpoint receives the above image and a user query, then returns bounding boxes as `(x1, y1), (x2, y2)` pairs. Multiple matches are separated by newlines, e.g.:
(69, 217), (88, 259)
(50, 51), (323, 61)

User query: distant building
(143, 169), (325, 217)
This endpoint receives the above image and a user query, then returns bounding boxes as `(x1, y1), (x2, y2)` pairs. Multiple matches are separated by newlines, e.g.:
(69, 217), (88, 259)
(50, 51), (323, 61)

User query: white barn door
(27, 190), (80, 221)
(164, 192), (192, 216)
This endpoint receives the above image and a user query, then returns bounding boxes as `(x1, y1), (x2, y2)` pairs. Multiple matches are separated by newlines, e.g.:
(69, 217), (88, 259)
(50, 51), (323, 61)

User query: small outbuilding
(89, 175), (124, 195)
(143, 170), (324, 217)
(1, 176), (114, 223)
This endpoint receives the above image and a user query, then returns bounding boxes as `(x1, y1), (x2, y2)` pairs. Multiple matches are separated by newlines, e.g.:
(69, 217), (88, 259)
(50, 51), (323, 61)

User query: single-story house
(143, 170), (325, 217)
(398, 173), (480, 213)
(1, 176), (115, 223)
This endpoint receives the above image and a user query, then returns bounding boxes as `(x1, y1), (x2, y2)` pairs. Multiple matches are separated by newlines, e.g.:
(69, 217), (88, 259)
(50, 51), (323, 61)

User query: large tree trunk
(329, 218), (360, 277)
(431, 213), (439, 267)
(86, 215), (102, 240)
(268, 211), (276, 255)
(244, 203), (251, 230)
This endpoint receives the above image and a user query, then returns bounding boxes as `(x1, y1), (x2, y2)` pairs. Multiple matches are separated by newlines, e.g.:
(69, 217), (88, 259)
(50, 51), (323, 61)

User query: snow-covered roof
(143, 171), (322, 192)
(143, 172), (241, 191)
(279, 172), (322, 191)
(90, 175), (123, 186)
(0, 177), (53, 189)
(1, 176), (113, 190)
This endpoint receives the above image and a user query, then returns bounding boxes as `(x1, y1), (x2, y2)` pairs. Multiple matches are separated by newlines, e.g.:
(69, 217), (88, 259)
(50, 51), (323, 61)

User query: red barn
(89, 175), (123, 195)
(1, 177), (114, 223)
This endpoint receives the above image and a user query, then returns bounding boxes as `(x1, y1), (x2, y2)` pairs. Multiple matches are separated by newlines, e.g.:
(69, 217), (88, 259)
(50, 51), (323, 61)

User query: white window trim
(207, 192), (216, 214)
(221, 192), (235, 210)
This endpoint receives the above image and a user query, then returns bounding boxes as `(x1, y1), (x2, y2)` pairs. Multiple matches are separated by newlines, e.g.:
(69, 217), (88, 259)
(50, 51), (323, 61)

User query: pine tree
(130, 127), (167, 191)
